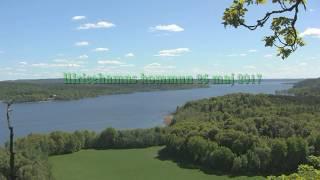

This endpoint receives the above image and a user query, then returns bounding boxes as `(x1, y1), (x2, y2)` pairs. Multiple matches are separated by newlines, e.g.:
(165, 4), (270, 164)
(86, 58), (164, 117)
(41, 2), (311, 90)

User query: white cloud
(75, 41), (89, 46)
(299, 62), (308, 66)
(93, 48), (109, 52)
(300, 28), (320, 38)
(248, 49), (258, 53)
(31, 63), (81, 68)
(264, 54), (273, 58)
(72, 16), (86, 21)
(227, 53), (247, 57)
(97, 60), (124, 65)
(155, 48), (190, 57)
(19, 61), (28, 65)
(227, 50), (255, 57)
(52, 58), (67, 63)
(120, 64), (135, 67)
(49, 57), (88, 65)
(243, 65), (256, 69)
(144, 63), (176, 73)
(78, 21), (115, 30)
(145, 62), (161, 67)
(150, 24), (184, 32)
(125, 53), (135, 57)
(144, 63), (175, 69)
(78, 54), (89, 59)
(52, 58), (86, 65)
(27, 58), (86, 68)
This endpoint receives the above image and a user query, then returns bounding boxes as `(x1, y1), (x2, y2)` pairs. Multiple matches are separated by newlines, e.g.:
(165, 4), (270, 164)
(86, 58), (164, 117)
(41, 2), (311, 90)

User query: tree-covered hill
(0, 79), (207, 103)
(165, 93), (320, 175)
(287, 78), (320, 97)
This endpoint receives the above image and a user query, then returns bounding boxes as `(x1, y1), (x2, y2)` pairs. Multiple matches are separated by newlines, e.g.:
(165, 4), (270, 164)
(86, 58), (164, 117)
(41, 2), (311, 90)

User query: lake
(0, 79), (298, 144)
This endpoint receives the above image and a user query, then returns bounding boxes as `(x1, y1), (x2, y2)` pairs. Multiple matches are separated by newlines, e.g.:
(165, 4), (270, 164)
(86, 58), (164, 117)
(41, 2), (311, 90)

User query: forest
(288, 78), (320, 97)
(0, 79), (207, 103)
(165, 93), (320, 178)
(1, 78), (320, 179)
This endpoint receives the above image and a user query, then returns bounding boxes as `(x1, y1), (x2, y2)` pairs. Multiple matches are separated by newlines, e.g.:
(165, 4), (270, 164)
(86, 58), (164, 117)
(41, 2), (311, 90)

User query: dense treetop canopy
(166, 93), (320, 174)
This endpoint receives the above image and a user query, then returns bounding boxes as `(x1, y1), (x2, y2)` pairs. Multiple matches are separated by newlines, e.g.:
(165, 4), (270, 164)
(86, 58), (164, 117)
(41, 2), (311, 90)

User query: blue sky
(0, 0), (319, 80)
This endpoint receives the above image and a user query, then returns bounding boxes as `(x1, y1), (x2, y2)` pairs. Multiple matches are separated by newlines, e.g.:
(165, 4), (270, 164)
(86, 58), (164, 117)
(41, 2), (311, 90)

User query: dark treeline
(164, 93), (320, 176)
(0, 79), (207, 103)
(0, 127), (167, 179)
(287, 78), (320, 96)
(14, 127), (167, 155)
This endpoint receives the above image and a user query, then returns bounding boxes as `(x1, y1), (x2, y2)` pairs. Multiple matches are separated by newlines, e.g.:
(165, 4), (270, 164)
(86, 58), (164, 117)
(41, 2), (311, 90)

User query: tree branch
(239, 0), (302, 31)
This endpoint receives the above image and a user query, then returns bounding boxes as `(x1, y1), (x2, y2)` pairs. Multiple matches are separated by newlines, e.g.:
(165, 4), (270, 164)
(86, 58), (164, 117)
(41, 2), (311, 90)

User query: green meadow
(49, 146), (264, 180)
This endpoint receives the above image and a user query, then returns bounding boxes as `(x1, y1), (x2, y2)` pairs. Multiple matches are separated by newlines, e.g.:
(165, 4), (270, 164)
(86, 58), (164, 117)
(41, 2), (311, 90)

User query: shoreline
(0, 85), (210, 104)
(0, 79), (301, 104)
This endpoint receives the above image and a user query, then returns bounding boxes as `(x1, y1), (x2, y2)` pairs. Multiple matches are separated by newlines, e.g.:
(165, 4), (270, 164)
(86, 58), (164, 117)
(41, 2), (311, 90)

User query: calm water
(0, 80), (298, 144)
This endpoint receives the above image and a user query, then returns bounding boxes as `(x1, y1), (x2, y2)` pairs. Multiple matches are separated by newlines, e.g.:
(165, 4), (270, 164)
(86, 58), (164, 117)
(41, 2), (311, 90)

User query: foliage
(95, 127), (167, 149)
(307, 155), (320, 169)
(164, 93), (320, 174)
(268, 164), (320, 179)
(223, 0), (306, 59)
(0, 127), (167, 179)
(0, 144), (52, 180)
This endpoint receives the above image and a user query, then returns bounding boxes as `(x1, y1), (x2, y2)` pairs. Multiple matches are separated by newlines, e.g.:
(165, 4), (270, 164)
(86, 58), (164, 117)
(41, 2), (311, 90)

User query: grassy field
(49, 147), (265, 180)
